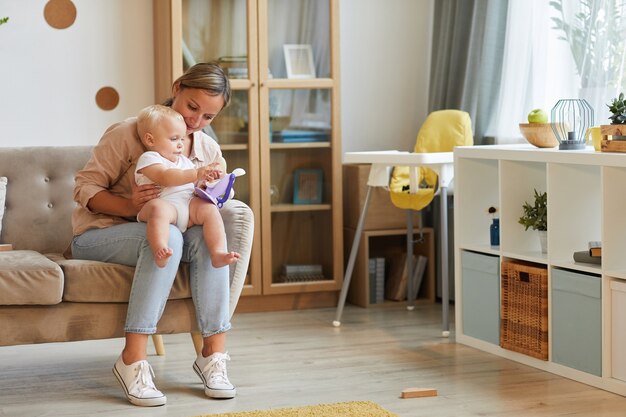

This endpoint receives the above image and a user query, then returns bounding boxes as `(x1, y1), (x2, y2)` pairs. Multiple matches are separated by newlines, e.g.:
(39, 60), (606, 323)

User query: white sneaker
(193, 352), (236, 399)
(113, 355), (167, 407)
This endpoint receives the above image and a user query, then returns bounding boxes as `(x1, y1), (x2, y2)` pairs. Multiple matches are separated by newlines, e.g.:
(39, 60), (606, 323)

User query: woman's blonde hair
(164, 62), (231, 109)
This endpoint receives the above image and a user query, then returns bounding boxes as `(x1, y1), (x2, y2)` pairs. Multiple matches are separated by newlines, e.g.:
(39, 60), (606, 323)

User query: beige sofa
(0, 146), (253, 351)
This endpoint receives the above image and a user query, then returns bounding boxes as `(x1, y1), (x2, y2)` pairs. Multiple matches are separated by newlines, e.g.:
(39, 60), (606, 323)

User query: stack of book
(217, 56), (248, 79)
(368, 257), (385, 304)
(280, 264), (325, 283)
(572, 241), (601, 265)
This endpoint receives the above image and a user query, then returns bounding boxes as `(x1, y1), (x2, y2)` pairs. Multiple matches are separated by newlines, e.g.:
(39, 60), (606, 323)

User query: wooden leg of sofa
(152, 334), (166, 356)
(190, 332), (203, 355)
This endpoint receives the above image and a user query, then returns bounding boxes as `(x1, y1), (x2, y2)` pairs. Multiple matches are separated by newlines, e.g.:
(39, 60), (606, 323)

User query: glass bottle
(490, 218), (500, 247)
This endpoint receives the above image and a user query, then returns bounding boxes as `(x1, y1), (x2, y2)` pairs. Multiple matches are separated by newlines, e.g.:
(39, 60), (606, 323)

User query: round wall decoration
(95, 87), (120, 111)
(44, 0), (77, 29)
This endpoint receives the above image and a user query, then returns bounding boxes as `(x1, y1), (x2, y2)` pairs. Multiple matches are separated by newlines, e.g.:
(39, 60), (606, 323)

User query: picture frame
(283, 44), (316, 79)
(293, 168), (323, 204)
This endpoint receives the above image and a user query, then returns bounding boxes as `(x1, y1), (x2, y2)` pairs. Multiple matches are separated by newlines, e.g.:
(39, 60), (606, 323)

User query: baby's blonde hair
(137, 104), (184, 145)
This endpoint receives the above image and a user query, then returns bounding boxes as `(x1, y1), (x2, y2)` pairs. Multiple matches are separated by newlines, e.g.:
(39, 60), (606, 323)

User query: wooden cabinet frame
(153, 0), (342, 305)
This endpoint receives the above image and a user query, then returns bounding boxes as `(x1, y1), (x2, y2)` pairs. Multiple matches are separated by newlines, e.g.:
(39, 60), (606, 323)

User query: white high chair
(334, 110), (473, 337)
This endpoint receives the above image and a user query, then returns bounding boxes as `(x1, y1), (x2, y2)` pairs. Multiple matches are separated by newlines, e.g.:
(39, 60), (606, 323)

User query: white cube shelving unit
(454, 143), (626, 396)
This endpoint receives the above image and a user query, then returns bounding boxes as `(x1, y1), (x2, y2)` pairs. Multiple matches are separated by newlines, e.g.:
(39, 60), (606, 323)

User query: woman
(71, 63), (243, 407)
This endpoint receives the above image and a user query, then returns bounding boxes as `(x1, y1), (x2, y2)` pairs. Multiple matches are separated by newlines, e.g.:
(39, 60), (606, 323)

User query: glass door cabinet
(154, 0), (342, 304)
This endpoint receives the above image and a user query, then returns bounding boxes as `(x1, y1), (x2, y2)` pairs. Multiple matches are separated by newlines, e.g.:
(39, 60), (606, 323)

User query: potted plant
(518, 189), (547, 253)
(608, 93), (626, 124)
(600, 93), (626, 146)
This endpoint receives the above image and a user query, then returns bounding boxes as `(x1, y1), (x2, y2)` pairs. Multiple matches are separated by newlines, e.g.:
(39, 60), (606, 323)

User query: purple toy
(194, 168), (246, 208)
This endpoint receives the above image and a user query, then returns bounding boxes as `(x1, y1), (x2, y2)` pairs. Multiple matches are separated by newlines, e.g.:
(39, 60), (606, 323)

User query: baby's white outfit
(135, 151), (195, 232)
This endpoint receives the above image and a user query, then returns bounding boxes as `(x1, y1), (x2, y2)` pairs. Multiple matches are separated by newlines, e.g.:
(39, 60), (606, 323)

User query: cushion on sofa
(47, 254), (192, 303)
(0, 250), (63, 305)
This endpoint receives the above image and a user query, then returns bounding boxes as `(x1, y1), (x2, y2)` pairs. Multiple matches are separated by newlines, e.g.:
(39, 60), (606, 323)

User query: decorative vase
(538, 230), (547, 254)
(490, 218), (500, 247)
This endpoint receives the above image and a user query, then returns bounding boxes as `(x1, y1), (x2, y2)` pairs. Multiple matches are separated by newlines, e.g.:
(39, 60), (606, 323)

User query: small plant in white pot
(518, 189), (547, 253)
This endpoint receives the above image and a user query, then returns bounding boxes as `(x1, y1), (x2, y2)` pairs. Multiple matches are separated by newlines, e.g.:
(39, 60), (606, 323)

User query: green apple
(528, 108), (548, 124)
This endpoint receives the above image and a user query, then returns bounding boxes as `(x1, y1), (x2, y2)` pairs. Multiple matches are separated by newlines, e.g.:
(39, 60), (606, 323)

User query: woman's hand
(131, 182), (161, 214)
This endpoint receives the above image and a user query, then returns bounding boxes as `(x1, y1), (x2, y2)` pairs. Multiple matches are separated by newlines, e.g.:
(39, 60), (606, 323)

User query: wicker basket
(500, 260), (548, 360)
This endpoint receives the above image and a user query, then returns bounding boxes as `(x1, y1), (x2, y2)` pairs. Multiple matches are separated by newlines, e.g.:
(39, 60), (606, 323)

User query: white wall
(0, 0), (433, 151)
(339, 0), (434, 153)
(0, 0), (154, 148)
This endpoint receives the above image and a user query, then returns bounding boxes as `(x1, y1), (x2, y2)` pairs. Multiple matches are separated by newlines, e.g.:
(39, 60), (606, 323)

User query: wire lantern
(550, 99), (594, 150)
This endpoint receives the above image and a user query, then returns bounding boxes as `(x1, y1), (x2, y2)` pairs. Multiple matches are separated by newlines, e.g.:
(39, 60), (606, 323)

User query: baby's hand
(205, 163), (224, 182)
(196, 163), (223, 184)
(195, 166), (211, 183)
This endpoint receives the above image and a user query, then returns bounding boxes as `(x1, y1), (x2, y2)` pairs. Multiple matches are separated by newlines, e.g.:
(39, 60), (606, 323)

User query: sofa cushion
(47, 254), (192, 303)
(0, 250), (63, 305)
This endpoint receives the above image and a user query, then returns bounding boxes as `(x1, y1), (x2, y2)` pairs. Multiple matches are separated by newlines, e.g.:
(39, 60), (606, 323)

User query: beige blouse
(72, 117), (224, 236)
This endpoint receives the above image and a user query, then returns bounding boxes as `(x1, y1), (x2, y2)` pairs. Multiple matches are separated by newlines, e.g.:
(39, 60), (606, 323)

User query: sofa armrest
(220, 199), (254, 317)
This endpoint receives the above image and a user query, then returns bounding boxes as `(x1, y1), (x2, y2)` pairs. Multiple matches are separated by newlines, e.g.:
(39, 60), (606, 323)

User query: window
(487, 0), (626, 143)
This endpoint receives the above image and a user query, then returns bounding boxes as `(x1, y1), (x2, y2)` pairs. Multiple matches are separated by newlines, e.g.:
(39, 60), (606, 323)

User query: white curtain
(486, 0), (575, 142)
(487, 0), (626, 143)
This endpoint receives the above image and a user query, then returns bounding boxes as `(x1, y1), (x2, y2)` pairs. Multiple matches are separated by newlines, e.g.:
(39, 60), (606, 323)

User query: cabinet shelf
(229, 79), (254, 90)
(265, 78), (334, 89)
(550, 259), (601, 275)
(500, 250), (547, 264)
(271, 204), (331, 212)
(344, 227), (436, 307)
(605, 270), (626, 280)
(221, 144), (249, 151)
(458, 243), (500, 256)
(270, 142), (330, 150)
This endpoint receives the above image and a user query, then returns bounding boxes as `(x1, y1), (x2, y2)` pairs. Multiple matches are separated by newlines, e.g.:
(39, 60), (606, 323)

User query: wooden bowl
(519, 123), (559, 148)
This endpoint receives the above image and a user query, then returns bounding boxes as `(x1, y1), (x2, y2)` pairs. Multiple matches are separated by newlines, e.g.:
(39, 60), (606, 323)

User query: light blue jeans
(71, 222), (231, 337)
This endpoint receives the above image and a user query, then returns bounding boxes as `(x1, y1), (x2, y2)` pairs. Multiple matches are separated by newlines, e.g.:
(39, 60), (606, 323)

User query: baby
(135, 104), (240, 268)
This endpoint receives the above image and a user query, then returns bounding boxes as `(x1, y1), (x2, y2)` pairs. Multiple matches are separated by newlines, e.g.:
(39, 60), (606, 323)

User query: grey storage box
(461, 250), (500, 345)
(551, 268), (601, 376)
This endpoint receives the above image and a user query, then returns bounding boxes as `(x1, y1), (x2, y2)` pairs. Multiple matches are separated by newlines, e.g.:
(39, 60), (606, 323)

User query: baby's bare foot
(154, 247), (173, 268)
(211, 251), (240, 268)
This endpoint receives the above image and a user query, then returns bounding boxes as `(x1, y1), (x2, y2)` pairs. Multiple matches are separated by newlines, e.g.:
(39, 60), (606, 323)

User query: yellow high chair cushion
(389, 166), (439, 211)
(390, 110), (473, 210)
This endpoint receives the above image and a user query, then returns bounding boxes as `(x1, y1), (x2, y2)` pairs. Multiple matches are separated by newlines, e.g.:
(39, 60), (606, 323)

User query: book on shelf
(283, 264), (322, 275)
(588, 240), (602, 257)
(573, 250), (601, 265)
(385, 253), (427, 302)
(376, 257), (385, 303)
(217, 55), (249, 79)
(368, 257), (385, 304)
(280, 264), (325, 283)
(411, 255), (428, 300)
(386, 253), (410, 301)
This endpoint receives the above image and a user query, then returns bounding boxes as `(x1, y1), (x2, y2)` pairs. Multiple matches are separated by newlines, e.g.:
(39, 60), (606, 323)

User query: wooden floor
(2, 302), (626, 417)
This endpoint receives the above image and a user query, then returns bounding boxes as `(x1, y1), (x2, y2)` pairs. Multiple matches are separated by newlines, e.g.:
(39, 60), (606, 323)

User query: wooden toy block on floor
(0, 244), (12, 251)
(401, 387), (438, 398)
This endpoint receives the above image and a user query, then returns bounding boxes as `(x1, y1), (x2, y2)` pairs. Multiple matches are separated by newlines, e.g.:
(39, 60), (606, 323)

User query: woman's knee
(167, 224), (184, 249)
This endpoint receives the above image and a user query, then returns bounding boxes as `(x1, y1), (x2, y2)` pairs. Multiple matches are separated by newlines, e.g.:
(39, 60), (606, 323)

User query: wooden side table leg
(152, 334), (165, 356)
(190, 331), (203, 355)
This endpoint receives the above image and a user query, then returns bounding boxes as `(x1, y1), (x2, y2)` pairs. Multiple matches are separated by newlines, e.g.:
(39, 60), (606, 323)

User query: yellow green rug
(193, 400), (398, 417)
